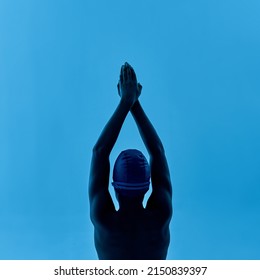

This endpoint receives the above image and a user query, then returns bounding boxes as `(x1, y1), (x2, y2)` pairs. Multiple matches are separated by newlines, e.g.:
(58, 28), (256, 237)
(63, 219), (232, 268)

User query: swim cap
(112, 149), (150, 197)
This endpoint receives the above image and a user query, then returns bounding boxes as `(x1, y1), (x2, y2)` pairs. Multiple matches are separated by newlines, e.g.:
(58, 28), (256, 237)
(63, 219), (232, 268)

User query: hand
(117, 62), (142, 106)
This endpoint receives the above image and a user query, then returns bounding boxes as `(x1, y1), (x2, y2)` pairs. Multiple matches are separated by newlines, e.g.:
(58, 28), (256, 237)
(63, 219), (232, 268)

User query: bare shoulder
(90, 190), (116, 228)
(146, 187), (172, 220)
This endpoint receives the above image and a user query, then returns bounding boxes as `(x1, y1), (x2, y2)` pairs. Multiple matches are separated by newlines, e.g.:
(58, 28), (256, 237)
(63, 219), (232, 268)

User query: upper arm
(146, 148), (172, 213)
(88, 149), (115, 224)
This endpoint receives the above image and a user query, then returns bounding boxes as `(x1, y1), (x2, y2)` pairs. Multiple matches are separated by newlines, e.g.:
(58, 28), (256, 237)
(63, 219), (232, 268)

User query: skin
(89, 62), (172, 260)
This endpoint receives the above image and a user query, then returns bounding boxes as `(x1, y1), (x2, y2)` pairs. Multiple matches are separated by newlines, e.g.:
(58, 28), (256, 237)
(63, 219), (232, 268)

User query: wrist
(120, 97), (134, 108)
(131, 100), (141, 112)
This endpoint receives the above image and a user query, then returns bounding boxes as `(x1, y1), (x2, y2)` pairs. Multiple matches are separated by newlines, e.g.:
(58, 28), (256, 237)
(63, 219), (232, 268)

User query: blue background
(0, 0), (260, 259)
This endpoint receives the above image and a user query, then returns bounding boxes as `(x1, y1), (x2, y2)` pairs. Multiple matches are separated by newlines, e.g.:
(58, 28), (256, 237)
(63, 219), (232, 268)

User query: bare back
(93, 207), (171, 260)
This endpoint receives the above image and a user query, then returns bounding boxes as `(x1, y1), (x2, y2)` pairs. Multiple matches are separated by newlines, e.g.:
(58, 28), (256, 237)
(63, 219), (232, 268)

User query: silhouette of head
(112, 149), (150, 201)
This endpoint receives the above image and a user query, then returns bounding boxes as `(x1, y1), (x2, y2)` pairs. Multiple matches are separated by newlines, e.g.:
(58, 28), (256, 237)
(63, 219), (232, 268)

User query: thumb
(138, 83), (142, 92)
(117, 82), (120, 96)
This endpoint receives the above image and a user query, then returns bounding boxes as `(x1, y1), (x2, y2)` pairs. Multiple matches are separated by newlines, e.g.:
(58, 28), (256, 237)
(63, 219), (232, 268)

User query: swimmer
(89, 62), (172, 259)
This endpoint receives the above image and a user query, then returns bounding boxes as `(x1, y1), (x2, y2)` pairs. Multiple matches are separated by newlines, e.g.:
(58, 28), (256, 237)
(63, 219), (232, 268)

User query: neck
(119, 196), (144, 212)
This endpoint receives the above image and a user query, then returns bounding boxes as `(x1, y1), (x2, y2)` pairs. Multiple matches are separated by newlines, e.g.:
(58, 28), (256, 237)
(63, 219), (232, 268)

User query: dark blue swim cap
(112, 149), (150, 197)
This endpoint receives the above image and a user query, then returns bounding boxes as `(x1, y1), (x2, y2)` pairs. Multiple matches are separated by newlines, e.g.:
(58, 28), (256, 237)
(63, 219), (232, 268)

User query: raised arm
(131, 101), (172, 195)
(129, 67), (172, 211)
(89, 63), (139, 222)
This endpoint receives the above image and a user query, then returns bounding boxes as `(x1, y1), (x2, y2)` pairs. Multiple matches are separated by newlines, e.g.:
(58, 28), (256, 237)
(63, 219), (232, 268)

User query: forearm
(131, 100), (164, 156)
(93, 99), (132, 156)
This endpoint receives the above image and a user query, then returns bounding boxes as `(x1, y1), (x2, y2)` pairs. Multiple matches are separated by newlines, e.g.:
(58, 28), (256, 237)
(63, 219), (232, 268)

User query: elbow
(92, 144), (103, 154)
(150, 142), (165, 157)
(157, 143), (165, 154)
(92, 144), (109, 157)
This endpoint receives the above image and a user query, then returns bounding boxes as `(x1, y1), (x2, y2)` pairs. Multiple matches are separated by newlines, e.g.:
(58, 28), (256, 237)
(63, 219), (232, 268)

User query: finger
(117, 82), (120, 96)
(126, 63), (136, 81)
(123, 65), (128, 81)
(127, 66), (132, 81)
(125, 62), (133, 80)
(126, 62), (132, 70)
(131, 68), (137, 82)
